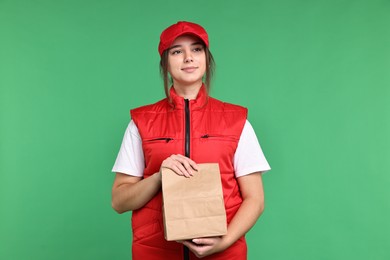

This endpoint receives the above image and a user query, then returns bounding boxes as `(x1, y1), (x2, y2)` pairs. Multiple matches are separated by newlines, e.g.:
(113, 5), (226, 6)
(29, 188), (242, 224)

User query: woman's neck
(173, 81), (203, 100)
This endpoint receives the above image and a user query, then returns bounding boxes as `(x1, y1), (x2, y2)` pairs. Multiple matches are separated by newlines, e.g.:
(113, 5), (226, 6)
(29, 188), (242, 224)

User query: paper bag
(161, 163), (227, 241)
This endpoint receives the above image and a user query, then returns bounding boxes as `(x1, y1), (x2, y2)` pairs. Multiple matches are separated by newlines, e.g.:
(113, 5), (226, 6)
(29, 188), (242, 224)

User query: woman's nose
(184, 51), (193, 63)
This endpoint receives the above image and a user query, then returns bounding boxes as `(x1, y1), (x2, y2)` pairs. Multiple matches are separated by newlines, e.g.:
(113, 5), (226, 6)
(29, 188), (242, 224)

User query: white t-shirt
(112, 120), (271, 177)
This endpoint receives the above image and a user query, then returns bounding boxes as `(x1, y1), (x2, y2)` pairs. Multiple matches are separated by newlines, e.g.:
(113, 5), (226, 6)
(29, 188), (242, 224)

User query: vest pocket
(144, 137), (174, 143)
(200, 134), (238, 142)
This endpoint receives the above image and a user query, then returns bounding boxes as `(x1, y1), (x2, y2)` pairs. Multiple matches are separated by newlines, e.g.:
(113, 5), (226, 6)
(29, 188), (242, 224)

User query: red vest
(130, 85), (248, 260)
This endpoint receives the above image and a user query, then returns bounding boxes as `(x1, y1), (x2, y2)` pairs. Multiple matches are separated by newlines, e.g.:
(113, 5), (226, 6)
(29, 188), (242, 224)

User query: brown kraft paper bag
(161, 163), (227, 241)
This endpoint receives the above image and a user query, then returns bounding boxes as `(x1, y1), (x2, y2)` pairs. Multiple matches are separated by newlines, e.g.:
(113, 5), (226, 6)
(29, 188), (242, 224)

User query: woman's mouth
(181, 66), (198, 73)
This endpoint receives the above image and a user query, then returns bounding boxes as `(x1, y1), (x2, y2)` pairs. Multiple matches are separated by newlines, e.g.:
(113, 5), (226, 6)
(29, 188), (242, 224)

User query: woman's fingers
(169, 154), (193, 177)
(161, 154), (198, 177)
(173, 156), (195, 176)
(173, 154), (199, 172)
(171, 162), (191, 178)
(180, 155), (199, 172)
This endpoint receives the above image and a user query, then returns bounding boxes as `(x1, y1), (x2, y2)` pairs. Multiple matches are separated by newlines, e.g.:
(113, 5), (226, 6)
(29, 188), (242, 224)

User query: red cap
(158, 21), (209, 56)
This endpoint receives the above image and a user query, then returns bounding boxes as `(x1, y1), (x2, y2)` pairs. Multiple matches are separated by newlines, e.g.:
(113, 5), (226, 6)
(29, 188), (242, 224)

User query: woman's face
(167, 34), (206, 88)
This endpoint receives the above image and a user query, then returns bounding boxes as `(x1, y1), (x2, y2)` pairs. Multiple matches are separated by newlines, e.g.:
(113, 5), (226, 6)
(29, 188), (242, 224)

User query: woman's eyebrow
(169, 44), (182, 49)
(169, 42), (203, 50)
(191, 42), (203, 46)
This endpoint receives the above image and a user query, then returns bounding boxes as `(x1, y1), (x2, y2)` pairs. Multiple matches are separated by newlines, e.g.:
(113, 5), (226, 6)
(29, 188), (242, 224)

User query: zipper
(183, 99), (190, 260)
(144, 137), (173, 143)
(184, 99), (190, 157)
(201, 134), (238, 141)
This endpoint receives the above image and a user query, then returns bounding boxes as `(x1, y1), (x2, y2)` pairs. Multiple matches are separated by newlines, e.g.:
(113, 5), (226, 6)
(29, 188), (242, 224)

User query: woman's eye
(193, 47), (203, 52)
(171, 50), (181, 55)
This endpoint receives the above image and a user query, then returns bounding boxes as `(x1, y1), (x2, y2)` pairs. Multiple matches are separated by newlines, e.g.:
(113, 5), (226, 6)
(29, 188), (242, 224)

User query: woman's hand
(160, 154), (198, 178)
(180, 172), (265, 257)
(180, 237), (226, 258)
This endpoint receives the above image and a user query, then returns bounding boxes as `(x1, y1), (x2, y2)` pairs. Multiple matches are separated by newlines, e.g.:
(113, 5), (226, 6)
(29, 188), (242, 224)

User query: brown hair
(159, 46), (215, 102)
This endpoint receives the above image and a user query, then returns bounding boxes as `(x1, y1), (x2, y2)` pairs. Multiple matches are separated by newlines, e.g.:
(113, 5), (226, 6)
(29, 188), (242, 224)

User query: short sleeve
(112, 120), (145, 177)
(234, 120), (271, 178)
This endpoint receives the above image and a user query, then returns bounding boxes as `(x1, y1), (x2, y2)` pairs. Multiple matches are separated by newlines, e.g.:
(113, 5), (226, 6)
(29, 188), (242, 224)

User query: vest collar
(169, 84), (208, 109)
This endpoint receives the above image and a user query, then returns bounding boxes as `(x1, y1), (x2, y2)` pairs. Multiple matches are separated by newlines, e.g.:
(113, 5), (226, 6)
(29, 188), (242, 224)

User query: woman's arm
(182, 172), (264, 258)
(111, 154), (198, 214)
(111, 172), (161, 213)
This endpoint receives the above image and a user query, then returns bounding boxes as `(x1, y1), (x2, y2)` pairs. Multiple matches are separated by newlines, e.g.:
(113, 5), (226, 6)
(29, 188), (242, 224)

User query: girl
(112, 21), (270, 260)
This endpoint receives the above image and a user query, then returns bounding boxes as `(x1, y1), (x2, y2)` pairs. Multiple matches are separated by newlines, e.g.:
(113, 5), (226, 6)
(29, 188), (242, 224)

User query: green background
(1, 0), (389, 259)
